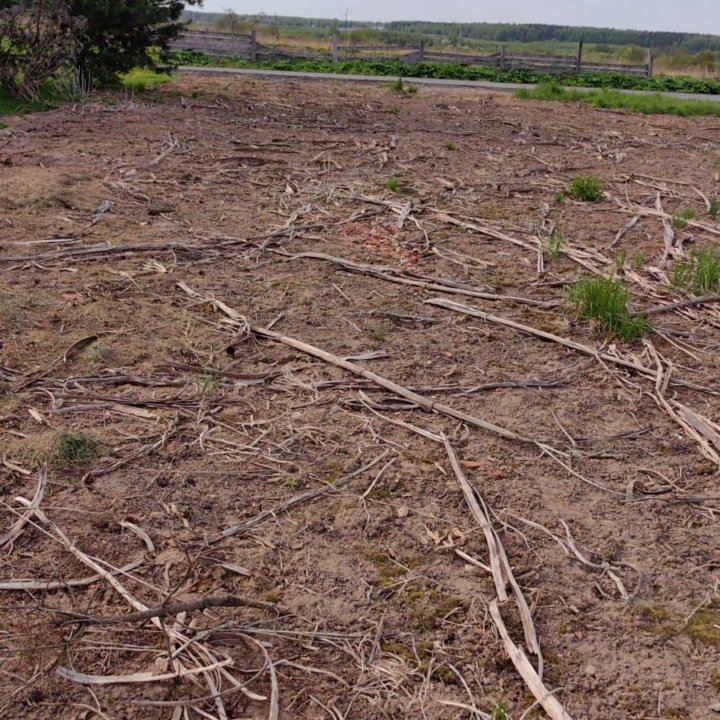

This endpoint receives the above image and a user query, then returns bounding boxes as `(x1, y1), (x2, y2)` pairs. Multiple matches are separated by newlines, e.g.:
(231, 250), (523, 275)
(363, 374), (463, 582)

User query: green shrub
(568, 277), (650, 341)
(708, 197), (719, 219)
(568, 175), (604, 202)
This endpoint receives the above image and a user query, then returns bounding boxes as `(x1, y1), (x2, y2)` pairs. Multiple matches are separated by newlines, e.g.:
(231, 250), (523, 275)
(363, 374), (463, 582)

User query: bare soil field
(1, 75), (720, 720)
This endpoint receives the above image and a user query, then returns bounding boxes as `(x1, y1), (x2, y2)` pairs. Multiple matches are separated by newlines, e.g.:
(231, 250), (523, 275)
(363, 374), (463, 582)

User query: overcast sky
(195, 0), (719, 34)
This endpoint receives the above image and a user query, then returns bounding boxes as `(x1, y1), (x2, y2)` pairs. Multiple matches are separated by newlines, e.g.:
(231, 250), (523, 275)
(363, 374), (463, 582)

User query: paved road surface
(179, 66), (720, 103)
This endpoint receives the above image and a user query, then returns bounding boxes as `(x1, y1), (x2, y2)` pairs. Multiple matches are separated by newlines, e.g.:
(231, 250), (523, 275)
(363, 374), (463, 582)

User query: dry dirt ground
(1, 74), (720, 720)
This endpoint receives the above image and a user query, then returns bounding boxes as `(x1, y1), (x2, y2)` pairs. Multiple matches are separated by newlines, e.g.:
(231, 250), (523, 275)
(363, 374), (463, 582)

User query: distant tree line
(384, 21), (720, 52)
(183, 12), (720, 53)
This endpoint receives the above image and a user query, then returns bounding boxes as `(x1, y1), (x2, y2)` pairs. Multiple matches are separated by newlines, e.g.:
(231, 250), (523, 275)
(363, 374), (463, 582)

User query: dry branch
(289, 251), (555, 307)
(489, 601), (574, 720)
(65, 594), (286, 625)
(217, 450), (390, 540)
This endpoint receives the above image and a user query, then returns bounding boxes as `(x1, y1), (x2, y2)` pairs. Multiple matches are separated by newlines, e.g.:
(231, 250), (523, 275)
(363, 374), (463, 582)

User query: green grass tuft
(568, 175), (604, 202)
(568, 276), (650, 341)
(517, 80), (720, 118)
(406, 84), (418, 95)
(443, 139), (458, 150)
(672, 208), (697, 228)
(55, 432), (103, 469)
(490, 698), (510, 720)
(709, 197), (720, 219)
(673, 249), (720, 293)
(386, 176), (400, 192)
(389, 77), (405, 93)
(120, 68), (172, 92)
(544, 227), (565, 258)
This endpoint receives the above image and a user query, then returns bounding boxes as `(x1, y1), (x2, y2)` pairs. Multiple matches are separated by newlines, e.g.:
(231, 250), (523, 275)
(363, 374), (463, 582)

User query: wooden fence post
(332, 33), (338, 64)
(647, 48), (654, 77)
(250, 30), (257, 63)
(418, 39), (425, 62)
(576, 40), (583, 73)
(499, 45), (506, 70)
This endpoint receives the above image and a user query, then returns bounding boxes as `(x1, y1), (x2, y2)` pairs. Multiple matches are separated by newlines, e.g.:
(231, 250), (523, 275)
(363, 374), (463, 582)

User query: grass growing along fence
(516, 81), (720, 117)
(567, 277), (650, 341)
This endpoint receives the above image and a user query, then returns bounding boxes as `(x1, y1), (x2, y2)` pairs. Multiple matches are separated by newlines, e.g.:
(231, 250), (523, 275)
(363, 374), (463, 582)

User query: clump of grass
(443, 139), (458, 150)
(406, 84), (418, 95)
(389, 77), (405, 93)
(490, 698), (510, 720)
(553, 191), (566, 204)
(672, 208), (697, 228)
(567, 277), (650, 341)
(686, 606), (720, 647)
(568, 175), (604, 202)
(673, 248), (720, 293)
(389, 105), (401, 115)
(386, 176), (400, 192)
(709, 197), (720, 219)
(373, 324), (388, 342)
(55, 431), (103, 469)
(196, 373), (220, 395)
(544, 227), (565, 258)
(121, 68), (172, 92)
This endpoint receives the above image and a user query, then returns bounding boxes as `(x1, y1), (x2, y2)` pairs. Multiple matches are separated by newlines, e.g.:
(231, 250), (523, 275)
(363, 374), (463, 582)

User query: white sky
(195, 0), (719, 35)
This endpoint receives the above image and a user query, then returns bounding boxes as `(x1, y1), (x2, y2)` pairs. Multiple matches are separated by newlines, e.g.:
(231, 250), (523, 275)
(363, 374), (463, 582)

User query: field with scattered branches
(1, 75), (720, 720)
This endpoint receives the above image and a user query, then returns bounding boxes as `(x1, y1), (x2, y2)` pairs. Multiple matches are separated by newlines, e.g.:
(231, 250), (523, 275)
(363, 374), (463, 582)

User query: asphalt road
(179, 65), (720, 103)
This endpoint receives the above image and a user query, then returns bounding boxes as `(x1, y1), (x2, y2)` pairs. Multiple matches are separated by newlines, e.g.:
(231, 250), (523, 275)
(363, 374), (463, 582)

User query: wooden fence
(172, 31), (654, 78)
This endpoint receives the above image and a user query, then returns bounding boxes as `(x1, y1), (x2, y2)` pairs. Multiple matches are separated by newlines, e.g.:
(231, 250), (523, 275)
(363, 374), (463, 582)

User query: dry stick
(20, 505), (239, 710)
(289, 251), (554, 308)
(489, 601), (574, 720)
(65, 594), (285, 625)
(443, 439), (540, 659)
(14, 335), (102, 391)
(423, 297), (703, 391)
(361, 401), (571, 715)
(0, 463), (47, 549)
(608, 215), (640, 249)
(216, 450), (390, 540)
(246, 323), (541, 445)
(644, 341), (720, 467)
(640, 293), (720, 317)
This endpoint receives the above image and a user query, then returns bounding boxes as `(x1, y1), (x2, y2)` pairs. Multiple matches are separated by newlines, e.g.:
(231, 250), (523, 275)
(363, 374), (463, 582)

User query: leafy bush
(568, 277), (650, 341)
(0, 1), (86, 100)
(568, 175), (604, 202)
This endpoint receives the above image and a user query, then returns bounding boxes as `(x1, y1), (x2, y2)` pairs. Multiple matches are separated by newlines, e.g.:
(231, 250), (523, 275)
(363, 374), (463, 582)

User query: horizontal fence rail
(172, 31), (654, 77)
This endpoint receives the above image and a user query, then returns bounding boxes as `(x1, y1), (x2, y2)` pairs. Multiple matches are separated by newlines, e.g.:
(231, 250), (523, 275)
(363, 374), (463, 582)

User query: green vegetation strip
(517, 81), (720, 117)
(174, 51), (720, 95)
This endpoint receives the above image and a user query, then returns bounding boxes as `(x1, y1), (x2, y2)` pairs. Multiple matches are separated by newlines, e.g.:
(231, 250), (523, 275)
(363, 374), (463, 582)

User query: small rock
(710, 703), (720, 713)
(397, 506), (409, 518)
(584, 664), (597, 677)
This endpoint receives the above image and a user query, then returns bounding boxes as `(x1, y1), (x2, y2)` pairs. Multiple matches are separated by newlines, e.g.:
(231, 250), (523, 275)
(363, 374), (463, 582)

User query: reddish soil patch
(1, 75), (720, 720)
